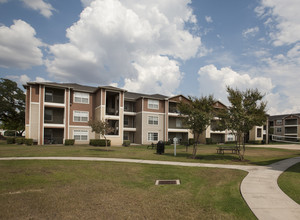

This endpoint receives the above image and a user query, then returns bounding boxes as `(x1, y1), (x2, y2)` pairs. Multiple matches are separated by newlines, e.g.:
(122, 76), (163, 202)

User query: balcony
(45, 88), (64, 104)
(124, 101), (136, 113)
(106, 91), (119, 116)
(169, 102), (180, 114)
(168, 117), (187, 130)
(285, 127), (297, 135)
(44, 107), (64, 125)
(285, 119), (297, 126)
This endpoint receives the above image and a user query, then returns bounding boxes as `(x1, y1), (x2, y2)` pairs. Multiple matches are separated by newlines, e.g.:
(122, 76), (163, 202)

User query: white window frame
(148, 132), (158, 141)
(148, 99), (159, 109)
(44, 109), (53, 122)
(148, 116), (158, 125)
(276, 127), (282, 133)
(276, 119), (282, 125)
(73, 111), (89, 122)
(74, 92), (89, 104)
(73, 130), (88, 141)
(227, 134), (234, 141)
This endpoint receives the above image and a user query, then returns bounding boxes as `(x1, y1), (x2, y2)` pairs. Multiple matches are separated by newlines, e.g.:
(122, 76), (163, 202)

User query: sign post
(173, 137), (177, 156)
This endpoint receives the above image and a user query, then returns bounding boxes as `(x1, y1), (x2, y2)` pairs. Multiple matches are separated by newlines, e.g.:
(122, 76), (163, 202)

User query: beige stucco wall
(30, 103), (39, 141)
(69, 127), (95, 145)
(249, 126), (264, 141)
(141, 112), (165, 144)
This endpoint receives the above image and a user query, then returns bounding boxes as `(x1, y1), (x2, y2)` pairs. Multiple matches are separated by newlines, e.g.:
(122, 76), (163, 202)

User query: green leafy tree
(218, 87), (267, 161)
(178, 95), (216, 159)
(88, 119), (114, 151)
(0, 78), (25, 136)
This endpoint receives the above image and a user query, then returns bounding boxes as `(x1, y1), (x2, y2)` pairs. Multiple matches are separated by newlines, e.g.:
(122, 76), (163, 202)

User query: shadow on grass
(163, 152), (240, 162)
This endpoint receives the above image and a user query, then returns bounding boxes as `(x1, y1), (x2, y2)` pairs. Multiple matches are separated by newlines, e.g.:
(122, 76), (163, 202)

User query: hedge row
(64, 139), (75, 146)
(7, 137), (33, 145)
(89, 139), (111, 146)
(122, 140), (130, 147)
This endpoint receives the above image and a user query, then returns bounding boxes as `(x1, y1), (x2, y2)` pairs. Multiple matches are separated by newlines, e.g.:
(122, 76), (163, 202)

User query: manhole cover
(155, 179), (180, 185)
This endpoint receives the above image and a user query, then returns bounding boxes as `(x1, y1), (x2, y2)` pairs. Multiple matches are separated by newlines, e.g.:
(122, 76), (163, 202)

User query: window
(276, 120), (282, 125)
(257, 128), (262, 138)
(148, 99), (159, 109)
(73, 111), (88, 122)
(45, 90), (53, 102)
(74, 130), (88, 141)
(148, 116), (158, 125)
(44, 109), (53, 121)
(148, 132), (158, 141)
(276, 127), (282, 133)
(74, 92), (89, 104)
(227, 134), (234, 141)
(176, 118), (182, 128)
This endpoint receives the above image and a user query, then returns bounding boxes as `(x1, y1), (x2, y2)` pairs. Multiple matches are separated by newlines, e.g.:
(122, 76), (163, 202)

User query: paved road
(1, 156), (300, 220)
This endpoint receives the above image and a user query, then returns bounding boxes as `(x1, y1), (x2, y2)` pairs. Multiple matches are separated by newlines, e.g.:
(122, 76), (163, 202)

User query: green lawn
(278, 162), (300, 204)
(0, 160), (255, 219)
(0, 141), (299, 166)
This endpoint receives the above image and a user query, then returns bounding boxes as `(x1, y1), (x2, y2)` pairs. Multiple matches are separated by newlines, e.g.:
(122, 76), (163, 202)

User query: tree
(0, 78), (25, 136)
(178, 95), (216, 159)
(88, 119), (114, 151)
(218, 87), (267, 161)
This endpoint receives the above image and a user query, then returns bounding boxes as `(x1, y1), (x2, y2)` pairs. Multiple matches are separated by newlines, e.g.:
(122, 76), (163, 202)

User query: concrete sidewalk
(1, 156), (300, 219)
(241, 157), (300, 220)
(247, 144), (300, 150)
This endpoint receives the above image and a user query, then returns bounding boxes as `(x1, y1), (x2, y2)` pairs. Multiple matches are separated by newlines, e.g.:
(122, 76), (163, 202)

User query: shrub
(206, 138), (213, 145)
(181, 141), (188, 146)
(164, 141), (171, 145)
(4, 130), (16, 137)
(24, 139), (33, 146)
(122, 140), (130, 147)
(15, 137), (25, 145)
(6, 137), (15, 144)
(65, 139), (75, 146)
(248, 140), (262, 145)
(188, 138), (194, 145)
(89, 139), (111, 146)
(225, 141), (236, 145)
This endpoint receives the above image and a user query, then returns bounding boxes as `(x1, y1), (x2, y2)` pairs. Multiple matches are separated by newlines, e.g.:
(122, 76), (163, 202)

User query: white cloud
(46, 0), (202, 95)
(205, 16), (213, 23)
(197, 64), (274, 108)
(21, 0), (55, 18)
(0, 20), (44, 69)
(81, 0), (93, 7)
(257, 0), (300, 46)
(242, 26), (259, 38)
(123, 55), (182, 95)
(6, 74), (49, 88)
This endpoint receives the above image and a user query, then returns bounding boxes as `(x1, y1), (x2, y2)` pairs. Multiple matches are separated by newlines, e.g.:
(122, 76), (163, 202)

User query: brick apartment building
(24, 82), (255, 146)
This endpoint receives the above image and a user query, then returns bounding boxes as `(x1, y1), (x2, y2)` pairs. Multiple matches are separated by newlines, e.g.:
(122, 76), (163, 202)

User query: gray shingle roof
(124, 91), (168, 100)
(269, 113), (300, 121)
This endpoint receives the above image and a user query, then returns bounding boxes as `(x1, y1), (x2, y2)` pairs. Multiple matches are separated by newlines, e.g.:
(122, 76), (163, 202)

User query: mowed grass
(0, 141), (299, 165)
(0, 160), (255, 219)
(278, 162), (300, 204)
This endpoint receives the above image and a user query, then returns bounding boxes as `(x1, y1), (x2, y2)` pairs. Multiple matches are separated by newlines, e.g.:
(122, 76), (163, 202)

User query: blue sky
(1, 0), (300, 115)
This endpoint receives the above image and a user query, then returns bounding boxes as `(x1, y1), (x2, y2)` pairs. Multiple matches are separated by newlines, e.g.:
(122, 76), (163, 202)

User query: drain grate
(155, 179), (180, 185)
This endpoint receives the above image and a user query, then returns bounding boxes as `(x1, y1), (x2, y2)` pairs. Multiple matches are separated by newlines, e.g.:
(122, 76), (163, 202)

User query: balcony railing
(285, 119), (297, 126)
(45, 88), (64, 104)
(44, 108), (64, 124)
